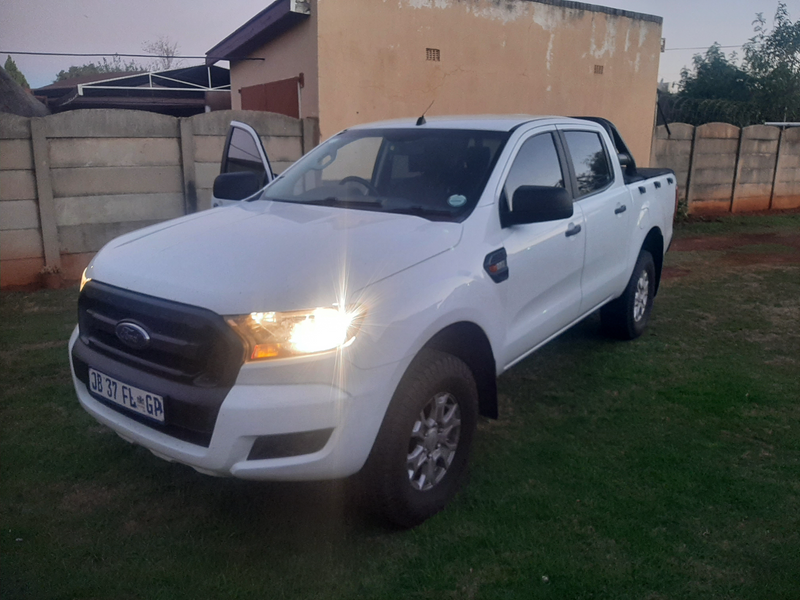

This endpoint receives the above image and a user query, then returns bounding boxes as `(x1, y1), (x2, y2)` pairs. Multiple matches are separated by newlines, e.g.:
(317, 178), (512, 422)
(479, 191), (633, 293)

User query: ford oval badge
(115, 321), (151, 350)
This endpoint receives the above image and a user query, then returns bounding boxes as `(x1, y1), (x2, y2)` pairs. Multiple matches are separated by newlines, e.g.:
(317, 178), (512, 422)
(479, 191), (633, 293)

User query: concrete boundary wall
(651, 122), (800, 216)
(0, 109), (318, 288)
(773, 128), (800, 210)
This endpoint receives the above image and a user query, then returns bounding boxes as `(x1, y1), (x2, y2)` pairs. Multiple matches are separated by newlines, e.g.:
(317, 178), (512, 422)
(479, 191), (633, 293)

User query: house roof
(32, 65), (231, 117)
(205, 0), (661, 66)
(36, 72), (139, 91)
(35, 66), (230, 97)
(206, 0), (311, 65)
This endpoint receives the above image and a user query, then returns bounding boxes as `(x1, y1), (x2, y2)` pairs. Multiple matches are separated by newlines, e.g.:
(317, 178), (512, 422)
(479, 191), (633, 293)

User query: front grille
(78, 280), (242, 386)
(73, 280), (245, 446)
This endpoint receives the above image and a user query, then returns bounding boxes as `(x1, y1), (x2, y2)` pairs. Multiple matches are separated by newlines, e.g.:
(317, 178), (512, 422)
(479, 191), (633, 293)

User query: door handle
(565, 223), (582, 237)
(615, 205), (627, 214)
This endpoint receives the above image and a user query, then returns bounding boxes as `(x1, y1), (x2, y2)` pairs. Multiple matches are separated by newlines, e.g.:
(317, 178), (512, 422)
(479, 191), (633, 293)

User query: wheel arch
(641, 227), (664, 295)
(422, 321), (498, 419)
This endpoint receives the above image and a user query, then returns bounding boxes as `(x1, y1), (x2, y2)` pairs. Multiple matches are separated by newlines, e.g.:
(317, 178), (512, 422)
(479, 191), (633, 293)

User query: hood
(87, 201), (463, 315)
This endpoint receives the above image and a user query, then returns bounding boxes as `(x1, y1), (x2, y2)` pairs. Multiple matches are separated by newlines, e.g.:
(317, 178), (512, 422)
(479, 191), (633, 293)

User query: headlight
(226, 306), (365, 362)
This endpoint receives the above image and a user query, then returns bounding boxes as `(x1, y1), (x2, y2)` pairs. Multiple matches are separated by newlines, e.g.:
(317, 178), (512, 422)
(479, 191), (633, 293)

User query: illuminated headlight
(226, 307), (365, 361)
(80, 268), (92, 292)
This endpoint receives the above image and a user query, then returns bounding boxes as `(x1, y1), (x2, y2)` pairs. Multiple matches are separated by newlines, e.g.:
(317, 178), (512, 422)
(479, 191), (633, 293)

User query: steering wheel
(338, 176), (379, 196)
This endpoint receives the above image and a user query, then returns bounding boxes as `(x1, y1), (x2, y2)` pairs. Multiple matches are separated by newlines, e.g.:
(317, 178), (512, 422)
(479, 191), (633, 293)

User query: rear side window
(563, 131), (613, 197)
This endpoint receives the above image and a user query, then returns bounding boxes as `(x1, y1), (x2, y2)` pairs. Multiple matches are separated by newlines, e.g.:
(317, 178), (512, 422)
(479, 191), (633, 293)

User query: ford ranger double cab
(69, 116), (677, 527)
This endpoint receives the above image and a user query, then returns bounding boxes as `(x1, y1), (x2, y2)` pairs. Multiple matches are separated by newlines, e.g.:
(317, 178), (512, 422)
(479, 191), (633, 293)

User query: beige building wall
(229, 2), (320, 119)
(227, 0), (662, 164)
(315, 0), (661, 163)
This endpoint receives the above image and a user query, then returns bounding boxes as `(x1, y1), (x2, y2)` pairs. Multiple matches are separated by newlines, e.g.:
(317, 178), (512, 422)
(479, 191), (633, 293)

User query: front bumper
(69, 327), (403, 480)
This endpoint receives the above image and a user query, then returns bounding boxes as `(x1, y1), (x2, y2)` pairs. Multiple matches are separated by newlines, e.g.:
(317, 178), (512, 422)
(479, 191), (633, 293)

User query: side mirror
(502, 186), (573, 227)
(212, 171), (262, 201)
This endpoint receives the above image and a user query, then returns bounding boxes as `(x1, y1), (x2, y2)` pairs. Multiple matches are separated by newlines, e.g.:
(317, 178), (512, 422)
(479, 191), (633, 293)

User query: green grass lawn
(2, 213), (799, 599)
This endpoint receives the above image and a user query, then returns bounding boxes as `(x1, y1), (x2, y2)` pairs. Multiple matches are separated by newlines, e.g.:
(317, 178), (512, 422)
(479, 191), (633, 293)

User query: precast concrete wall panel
(48, 138), (181, 168)
(0, 139), (34, 170)
(651, 122), (800, 216)
(773, 128), (800, 210)
(0, 170), (38, 201)
(55, 193), (185, 227)
(51, 166), (184, 198)
(686, 123), (740, 214)
(732, 125), (780, 213)
(193, 136), (226, 163)
(0, 109), (312, 288)
(0, 200), (39, 231)
(43, 109), (178, 139)
(650, 123), (693, 205)
(0, 114), (44, 287)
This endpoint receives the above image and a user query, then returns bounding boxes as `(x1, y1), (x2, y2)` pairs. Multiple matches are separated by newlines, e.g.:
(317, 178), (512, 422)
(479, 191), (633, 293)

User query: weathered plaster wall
(316, 0), (662, 163)
(228, 0), (319, 119)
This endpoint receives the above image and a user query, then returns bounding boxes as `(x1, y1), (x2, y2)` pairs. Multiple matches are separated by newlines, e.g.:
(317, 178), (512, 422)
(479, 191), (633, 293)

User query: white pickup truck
(69, 115), (676, 527)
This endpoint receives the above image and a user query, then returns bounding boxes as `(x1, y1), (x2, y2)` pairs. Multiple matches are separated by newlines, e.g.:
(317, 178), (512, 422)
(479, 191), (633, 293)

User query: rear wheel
(601, 250), (656, 340)
(361, 349), (478, 528)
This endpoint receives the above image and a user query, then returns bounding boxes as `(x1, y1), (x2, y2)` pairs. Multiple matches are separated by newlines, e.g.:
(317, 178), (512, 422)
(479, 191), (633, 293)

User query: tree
(142, 36), (182, 71)
(667, 2), (799, 125)
(54, 55), (144, 82)
(671, 44), (757, 126)
(4, 56), (29, 89)
(679, 44), (751, 102)
(743, 2), (800, 122)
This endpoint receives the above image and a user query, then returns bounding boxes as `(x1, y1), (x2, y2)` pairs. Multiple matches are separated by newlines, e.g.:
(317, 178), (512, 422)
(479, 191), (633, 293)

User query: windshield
(259, 128), (510, 222)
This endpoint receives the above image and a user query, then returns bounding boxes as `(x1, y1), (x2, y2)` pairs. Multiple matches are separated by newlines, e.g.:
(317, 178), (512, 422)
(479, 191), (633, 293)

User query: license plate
(88, 368), (165, 423)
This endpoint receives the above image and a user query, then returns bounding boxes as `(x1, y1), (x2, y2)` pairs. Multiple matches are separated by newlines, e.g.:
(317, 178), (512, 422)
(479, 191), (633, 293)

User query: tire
(360, 349), (478, 528)
(601, 250), (656, 340)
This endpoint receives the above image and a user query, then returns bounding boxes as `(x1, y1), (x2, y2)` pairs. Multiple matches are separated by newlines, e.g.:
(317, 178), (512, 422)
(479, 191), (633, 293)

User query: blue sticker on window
(448, 194), (467, 207)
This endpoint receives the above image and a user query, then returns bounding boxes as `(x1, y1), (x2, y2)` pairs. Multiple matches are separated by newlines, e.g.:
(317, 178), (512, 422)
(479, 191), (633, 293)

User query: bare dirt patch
(667, 232), (800, 278)
(672, 232), (800, 253)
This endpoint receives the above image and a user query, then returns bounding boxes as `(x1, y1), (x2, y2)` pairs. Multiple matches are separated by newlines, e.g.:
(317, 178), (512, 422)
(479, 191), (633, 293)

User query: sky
(0, 0), (792, 89)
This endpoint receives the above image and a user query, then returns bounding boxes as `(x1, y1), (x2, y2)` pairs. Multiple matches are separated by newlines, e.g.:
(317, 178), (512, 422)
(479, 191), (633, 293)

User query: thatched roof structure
(0, 67), (49, 117)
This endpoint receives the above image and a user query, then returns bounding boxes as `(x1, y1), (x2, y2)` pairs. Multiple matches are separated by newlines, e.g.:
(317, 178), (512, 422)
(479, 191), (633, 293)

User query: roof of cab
(345, 115), (572, 132)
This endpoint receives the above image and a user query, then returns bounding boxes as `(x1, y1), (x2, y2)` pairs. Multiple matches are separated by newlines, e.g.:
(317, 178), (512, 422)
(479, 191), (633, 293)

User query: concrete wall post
(29, 117), (61, 270)
(179, 118), (197, 214)
(770, 128), (785, 210)
(301, 117), (319, 155)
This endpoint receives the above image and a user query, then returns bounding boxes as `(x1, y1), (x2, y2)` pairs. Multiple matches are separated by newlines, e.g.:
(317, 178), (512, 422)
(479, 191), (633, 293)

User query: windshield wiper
(384, 206), (454, 218)
(293, 197), (382, 209)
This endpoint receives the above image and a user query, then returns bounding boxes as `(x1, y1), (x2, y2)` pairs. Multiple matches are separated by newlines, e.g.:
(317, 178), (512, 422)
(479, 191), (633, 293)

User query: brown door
(240, 76), (300, 118)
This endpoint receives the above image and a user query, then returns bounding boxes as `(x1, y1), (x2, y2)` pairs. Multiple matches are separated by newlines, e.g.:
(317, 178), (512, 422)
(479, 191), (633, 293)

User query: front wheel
(360, 349), (478, 528)
(601, 250), (656, 340)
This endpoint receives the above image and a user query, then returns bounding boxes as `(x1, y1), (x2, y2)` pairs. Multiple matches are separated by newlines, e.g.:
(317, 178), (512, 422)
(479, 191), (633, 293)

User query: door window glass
(563, 131), (613, 196)
(503, 133), (564, 208)
(224, 127), (267, 180)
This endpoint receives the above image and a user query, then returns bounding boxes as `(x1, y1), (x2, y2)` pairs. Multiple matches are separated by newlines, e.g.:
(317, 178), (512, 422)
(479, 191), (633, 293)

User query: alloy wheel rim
(633, 270), (650, 322)
(407, 392), (461, 491)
